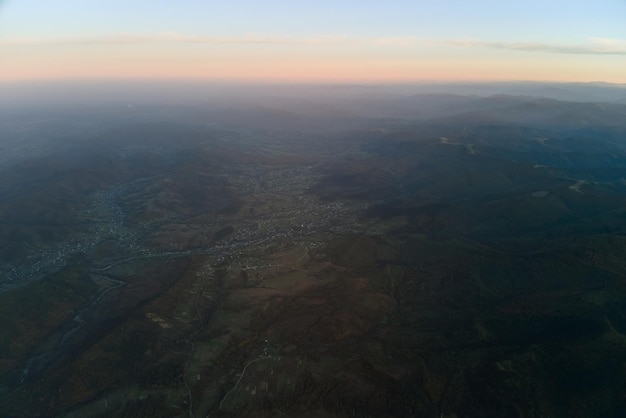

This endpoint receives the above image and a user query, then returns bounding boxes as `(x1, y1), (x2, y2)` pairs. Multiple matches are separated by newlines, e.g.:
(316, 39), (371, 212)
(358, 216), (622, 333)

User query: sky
(1, 0), (625, 84)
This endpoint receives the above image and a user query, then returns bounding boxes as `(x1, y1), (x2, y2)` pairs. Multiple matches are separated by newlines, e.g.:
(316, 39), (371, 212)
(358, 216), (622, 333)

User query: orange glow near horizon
(1, 0), (625, 86)
(2, 42), (625, 85)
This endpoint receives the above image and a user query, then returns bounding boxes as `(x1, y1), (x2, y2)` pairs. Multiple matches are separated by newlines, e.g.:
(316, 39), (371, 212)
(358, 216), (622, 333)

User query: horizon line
(2, 77), (625, 87)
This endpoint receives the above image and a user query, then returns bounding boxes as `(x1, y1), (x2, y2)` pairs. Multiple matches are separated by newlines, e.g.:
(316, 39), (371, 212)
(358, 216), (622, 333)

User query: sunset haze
(1, 0), (625, 83)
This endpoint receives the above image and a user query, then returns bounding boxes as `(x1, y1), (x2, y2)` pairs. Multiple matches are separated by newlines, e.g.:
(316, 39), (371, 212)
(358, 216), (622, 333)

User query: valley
(2, 91), (626, 417)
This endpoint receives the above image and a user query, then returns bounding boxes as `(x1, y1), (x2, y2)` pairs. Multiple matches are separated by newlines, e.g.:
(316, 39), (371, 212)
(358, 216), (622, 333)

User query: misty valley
(2, 83), (626, 417)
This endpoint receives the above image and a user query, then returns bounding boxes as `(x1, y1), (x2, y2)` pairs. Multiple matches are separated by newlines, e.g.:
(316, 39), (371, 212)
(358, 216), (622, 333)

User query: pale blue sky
(1, 0), (625, 82)
(2, 1), (624, 41)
